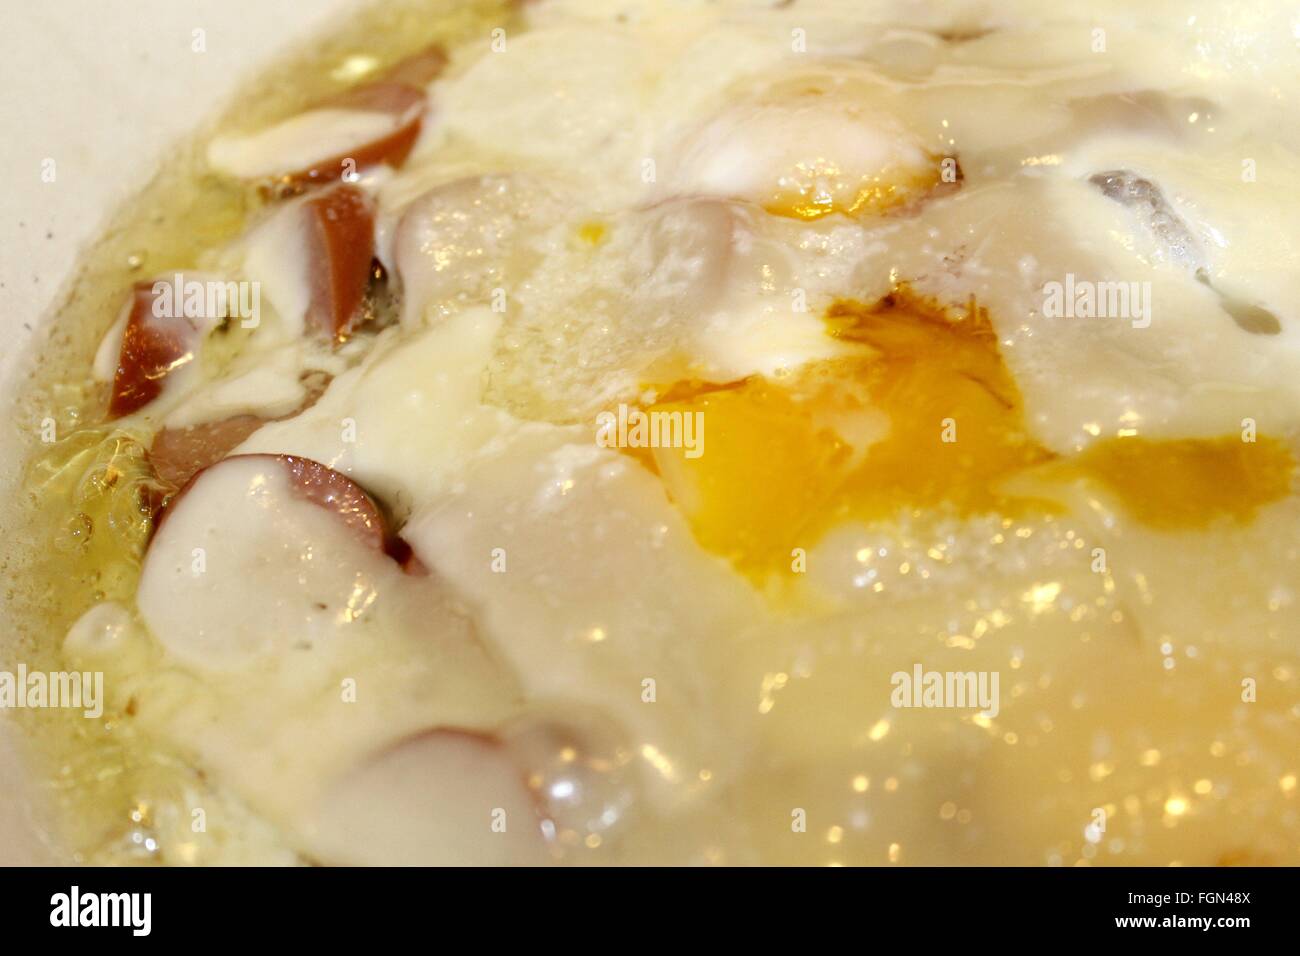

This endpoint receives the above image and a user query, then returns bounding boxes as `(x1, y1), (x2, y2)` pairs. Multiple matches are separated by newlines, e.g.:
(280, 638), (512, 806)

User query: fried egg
(15, 0), (1300, 866)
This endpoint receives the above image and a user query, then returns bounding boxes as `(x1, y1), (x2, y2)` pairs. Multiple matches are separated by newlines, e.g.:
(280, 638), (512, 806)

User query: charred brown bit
(932, 27), (995, 43)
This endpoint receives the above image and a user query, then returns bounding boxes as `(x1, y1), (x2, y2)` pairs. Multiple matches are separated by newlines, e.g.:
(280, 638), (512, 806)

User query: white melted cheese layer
(95, 0), (1300, 865)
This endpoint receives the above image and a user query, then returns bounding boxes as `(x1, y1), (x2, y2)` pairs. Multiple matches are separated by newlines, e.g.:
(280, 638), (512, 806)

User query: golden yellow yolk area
(643, 288), (1297, 584)
(1067, 435), (1296, 530)
(647, 290), (1053, 577)
(577, 221), (607, 245)
(763, 161), (949, 221)
(644, 375), (856, 571)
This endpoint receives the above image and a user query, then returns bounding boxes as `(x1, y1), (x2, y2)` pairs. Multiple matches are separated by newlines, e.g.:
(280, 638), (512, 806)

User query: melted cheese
(235, 308), (517, 512)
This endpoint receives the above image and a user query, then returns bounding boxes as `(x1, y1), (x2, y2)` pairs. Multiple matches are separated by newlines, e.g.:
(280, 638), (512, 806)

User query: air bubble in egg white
(504, 714), (637, 858)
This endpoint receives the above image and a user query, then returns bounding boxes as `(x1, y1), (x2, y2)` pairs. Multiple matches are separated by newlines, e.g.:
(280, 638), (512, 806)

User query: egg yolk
(764, 161), (949, 221)
(644, 287), (1297, 584)
(577, 221), (607, 245)
(1065, 435), (1295, 530)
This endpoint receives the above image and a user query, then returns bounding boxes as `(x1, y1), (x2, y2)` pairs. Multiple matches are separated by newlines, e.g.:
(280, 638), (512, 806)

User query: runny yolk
(642, 287), (1297, 584)
(1065, 436), (1295, 530)
(763, 161), (948, 221)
